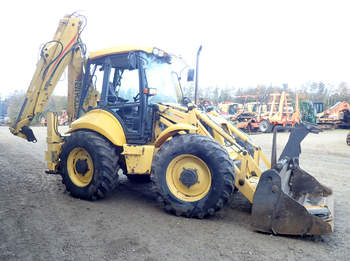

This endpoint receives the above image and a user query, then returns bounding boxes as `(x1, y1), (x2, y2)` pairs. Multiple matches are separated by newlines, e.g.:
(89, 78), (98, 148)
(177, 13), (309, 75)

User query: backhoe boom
(10, 14), (85, 142)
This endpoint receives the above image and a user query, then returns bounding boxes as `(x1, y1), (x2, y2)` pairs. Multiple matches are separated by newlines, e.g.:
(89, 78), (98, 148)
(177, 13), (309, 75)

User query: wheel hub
(75, 159), (89, 175)
(179, 168), (199, 188)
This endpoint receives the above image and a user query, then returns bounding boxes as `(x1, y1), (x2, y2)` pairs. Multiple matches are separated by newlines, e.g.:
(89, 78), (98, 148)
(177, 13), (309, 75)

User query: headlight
(152, 47), (165, 57)
(152, 48), (159, 56)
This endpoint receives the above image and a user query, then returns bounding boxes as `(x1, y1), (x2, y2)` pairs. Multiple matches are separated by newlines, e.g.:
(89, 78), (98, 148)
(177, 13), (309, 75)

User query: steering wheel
(182, 97), (192, 105)
(133, 93), (140, 102)
(117, 97), (129, 103)
(108, 83), (128, 103)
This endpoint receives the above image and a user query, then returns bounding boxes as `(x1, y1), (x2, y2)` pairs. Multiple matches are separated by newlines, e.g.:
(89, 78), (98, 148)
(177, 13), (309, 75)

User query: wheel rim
(67, 147), (94, 187)
(166, 154), (212, 202)
(260, 120), (269, 132)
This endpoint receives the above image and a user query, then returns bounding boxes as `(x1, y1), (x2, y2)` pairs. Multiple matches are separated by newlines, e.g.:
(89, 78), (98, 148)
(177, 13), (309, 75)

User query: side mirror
(143, 88), (157, 96)
(187, 69), (195, 82)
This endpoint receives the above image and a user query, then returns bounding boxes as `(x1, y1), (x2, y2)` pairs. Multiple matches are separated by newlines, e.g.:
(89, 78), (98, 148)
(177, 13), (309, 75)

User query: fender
(67, 109), (126, 146)
(154, 123), (197, 148)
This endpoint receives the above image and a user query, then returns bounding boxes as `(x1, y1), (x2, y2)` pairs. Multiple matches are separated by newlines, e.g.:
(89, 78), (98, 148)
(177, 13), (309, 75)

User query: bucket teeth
(306, 206), (332, 221)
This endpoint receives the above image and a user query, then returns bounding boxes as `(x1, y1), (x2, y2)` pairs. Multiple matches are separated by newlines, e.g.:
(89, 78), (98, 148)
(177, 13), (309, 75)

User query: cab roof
(89, 45), (155, 60)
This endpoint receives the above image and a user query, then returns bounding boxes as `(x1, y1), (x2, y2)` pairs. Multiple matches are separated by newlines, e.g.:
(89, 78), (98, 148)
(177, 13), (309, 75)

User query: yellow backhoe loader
(10, 13), (333, 236)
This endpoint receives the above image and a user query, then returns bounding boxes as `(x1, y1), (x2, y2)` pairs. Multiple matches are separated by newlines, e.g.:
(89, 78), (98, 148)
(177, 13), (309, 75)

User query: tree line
(184, 81), (350, 107)
(3, 91), (67, 125)
(2, 81), (350, 125)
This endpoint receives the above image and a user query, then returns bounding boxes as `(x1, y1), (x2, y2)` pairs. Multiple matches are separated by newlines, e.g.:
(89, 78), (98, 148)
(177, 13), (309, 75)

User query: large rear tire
(59, 130), (119, 200)
(259, 120), (273, 133)
(152, 134), (235, 218)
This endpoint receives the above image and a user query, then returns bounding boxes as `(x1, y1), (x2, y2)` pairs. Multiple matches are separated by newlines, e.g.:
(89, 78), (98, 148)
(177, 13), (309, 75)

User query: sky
(1, 0), (350, 98)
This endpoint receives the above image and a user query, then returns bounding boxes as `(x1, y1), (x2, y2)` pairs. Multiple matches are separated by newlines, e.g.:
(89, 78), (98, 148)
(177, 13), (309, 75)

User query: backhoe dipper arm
(10, 14), (85, 142)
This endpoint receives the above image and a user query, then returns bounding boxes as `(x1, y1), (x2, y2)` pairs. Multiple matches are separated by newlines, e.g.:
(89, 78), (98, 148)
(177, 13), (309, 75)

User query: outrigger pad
(20, 126), (37, 143)
(251, 165), (333, 235)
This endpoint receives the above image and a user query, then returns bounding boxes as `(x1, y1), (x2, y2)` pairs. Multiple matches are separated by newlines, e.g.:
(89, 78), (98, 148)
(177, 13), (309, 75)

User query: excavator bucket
(251, 124), (334, 235)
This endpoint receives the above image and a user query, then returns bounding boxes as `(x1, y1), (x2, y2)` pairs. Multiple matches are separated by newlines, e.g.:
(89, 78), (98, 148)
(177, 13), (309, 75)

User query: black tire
(126, 174), (151, 183)
(59, 130), (119, 200)
(152, 134), (235, 218)
(347, 132), (350, 146)
(259, 120), (273, 133)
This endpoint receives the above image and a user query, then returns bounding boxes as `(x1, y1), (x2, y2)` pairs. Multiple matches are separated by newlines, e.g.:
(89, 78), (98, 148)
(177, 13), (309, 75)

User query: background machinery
(317, 101), (350, 128)
(257, 92), (300, 132)
(217, 102), (243, 117)
(10, 13), (333, 236)
(0, 98), (8, 125)
(233, 92), (300, 133)
(299, 100), (318, 124)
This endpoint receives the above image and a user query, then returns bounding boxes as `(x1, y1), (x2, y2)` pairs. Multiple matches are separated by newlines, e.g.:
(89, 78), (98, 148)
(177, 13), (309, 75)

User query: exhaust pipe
(194, 45), (202, 105)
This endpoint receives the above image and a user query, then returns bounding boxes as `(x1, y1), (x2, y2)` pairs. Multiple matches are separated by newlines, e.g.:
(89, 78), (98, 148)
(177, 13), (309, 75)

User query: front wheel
(347, 132), (350, 146)
(152, 134), (235, 218)
(59, 130), (120, 200)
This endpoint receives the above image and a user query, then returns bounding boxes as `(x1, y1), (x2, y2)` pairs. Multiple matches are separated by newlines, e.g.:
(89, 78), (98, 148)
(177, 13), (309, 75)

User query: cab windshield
(144, 55), (180, 104)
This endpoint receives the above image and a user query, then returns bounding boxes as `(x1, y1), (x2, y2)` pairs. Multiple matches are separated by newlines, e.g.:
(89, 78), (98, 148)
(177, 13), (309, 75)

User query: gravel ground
(0, 126), (349, 261)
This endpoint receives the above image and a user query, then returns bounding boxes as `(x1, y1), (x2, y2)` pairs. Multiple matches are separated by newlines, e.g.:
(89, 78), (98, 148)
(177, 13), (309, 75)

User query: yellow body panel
(157, 103), (197, 127)
(89, 45), (154, 59)
(45, 112), (64, 172)
(68, 109), (126, 146)
(122, 145), (155, 174)
(234, 175), (259, 202)
(154, 123), (197, 147)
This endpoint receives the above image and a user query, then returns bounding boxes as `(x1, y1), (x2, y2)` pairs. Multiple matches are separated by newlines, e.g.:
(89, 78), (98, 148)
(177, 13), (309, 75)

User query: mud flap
(251, 168), (333, 235)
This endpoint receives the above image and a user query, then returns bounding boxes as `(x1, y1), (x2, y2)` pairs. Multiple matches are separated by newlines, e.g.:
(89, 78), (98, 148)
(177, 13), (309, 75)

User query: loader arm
(9, 14), (86, 142)
(155, 102), (333, 235)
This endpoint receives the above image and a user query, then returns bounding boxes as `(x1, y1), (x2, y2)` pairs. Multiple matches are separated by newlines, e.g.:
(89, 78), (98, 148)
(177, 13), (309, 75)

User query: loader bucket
(251, 124), (334, 235)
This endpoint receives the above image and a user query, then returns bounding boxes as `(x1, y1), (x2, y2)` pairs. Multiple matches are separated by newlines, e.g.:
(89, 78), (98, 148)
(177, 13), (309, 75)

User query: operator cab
(78, 46), (180, 144)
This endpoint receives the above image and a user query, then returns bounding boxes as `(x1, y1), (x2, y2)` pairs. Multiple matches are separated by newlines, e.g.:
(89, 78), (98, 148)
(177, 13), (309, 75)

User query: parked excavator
(317, 101), (350, 128)
(10, 13), (333, 236)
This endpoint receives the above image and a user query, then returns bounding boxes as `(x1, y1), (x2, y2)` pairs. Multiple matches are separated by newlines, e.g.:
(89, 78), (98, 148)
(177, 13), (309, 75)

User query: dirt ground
(0, 126), (349, 261)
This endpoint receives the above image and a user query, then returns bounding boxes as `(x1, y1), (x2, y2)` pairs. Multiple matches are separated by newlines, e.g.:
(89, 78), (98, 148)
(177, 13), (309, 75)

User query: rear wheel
(152, 134), (235, 218)
(259, 120), (273, 133)
(59, 130), (119, 200)
(347, 132), (350, 146)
